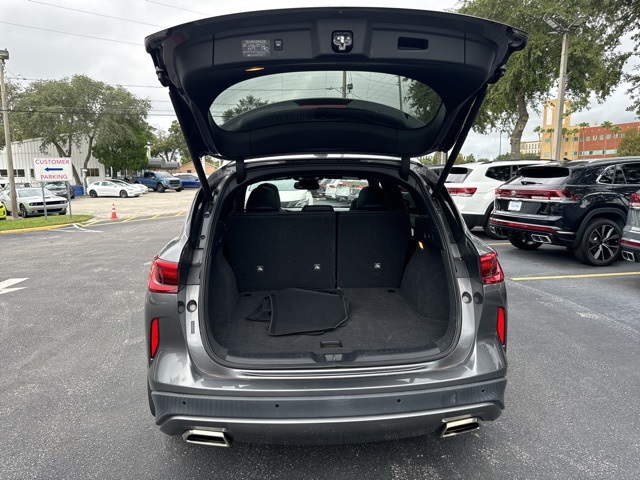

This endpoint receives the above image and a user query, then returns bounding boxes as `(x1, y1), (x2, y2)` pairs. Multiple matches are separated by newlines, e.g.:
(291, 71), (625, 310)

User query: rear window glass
(211, 71), (442, 131)
(506, 166), (571, 186)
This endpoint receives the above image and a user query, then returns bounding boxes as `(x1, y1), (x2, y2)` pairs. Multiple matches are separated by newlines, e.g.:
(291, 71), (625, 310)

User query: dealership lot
(0, 215), (639, 479)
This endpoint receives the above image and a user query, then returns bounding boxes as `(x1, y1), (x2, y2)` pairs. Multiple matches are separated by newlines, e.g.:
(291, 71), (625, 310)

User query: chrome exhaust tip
(530, 234), (552, 244)
(182, 429), (232, 447)
(440, 417), (482, 438)
(622, 251), (635, 262)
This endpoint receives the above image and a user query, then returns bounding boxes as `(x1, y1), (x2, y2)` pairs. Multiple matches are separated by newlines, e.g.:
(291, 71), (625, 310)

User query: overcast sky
(2, 0), (638, 159)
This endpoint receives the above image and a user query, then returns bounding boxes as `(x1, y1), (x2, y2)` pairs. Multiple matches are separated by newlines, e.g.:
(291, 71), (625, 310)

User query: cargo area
(202, 198), (457, 365)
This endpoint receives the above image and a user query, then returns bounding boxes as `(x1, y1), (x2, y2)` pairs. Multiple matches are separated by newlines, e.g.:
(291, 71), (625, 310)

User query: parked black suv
(490, 157), (640, 266)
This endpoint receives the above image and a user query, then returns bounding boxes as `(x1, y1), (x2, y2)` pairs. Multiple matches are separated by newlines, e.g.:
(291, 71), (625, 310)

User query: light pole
(545, 14), (586, 161)
(0, 48), (19, 219)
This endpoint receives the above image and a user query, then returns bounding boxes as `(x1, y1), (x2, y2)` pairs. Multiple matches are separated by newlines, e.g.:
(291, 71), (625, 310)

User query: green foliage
(92, 124), (149, 173)
(150, 120), (189, 163)
(440, 0), (631, 157)
(406, 82), (441, 123)
(455, 153), (477, 164)
(418, 154), (439, 165)
(617, 129), (640, 156)
(222, 95), (269, 123)
(0, 80), (22, 150)
(0, 214), (93, 232)
(10, 75), (150, 184)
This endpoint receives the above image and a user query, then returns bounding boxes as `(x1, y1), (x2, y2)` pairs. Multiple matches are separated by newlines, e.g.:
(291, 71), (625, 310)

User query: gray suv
(144, 7), (526, 446)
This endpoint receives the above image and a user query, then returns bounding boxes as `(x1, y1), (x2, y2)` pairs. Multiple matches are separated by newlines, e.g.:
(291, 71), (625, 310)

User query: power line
(145, 0), (209, 16)
(0, 21), (141, 46)
(7, 76), (165, 89)
(26, 0), (166, 28)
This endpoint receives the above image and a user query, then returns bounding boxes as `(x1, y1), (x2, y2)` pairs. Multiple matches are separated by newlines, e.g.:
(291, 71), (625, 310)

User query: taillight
(480, 251), (504, 284)
(631, 192), (640, 208)
(497, 307), (506, 347)
(446, 187), (477, 197)
(150, 317), (159, 359)
(148, 256), (179, 294)
(328, 184), (336, 189)
(495, 188), (578, 201)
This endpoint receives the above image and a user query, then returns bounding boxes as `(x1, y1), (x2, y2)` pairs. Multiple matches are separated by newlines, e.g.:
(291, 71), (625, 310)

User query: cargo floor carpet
(218, 288), (442, 356)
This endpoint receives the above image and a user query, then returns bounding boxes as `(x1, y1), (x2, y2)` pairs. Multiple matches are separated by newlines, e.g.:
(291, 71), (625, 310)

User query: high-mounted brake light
(148, 256), (179, 294)
(480, 251), (504, 284)
(446, 187), (477, 197)
(150, 317), (160, 359)
(630, 192), (640, 208)
(497, 307), (506, 347)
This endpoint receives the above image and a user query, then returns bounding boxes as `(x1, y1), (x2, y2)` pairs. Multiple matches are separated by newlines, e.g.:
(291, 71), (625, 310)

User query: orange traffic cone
(110, 203), (118, 220)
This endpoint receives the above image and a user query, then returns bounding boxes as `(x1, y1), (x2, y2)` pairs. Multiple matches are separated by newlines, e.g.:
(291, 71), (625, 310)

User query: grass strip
(0, 214), (94, 232)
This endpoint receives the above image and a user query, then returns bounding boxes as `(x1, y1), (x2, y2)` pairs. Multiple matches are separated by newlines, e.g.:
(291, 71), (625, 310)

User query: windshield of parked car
(211, 71), (441, 130)
(45, 182), (66, 188)
(18, 188), (54, 197)
(252, 179), (298, 192)
(155, 172), (172, 178)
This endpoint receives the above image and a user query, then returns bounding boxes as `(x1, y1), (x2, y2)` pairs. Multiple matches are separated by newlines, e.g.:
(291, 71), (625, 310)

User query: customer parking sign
(34, 158), (72, 182)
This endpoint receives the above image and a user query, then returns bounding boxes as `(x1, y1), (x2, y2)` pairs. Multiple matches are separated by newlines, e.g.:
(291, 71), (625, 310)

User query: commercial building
(0, 137), (106, 185)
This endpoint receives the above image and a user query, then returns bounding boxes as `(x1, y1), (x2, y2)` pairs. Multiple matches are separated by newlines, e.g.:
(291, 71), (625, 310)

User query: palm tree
(610, 125), (622, 156)
(578, 122), (590, 159)
(545, 128), (554, 159)
(601, 121), (613, 157)
(533, 126), (543, 157)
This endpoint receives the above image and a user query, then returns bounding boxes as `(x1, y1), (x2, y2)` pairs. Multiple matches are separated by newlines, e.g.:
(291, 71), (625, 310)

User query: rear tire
(89, 190), (98, 198)
(574, 218), (622, 266)
(119, 190), (128, 198)
(508, 237), (542, 250)
(157, 183), (165, 193)
(484, 214), (508, 240)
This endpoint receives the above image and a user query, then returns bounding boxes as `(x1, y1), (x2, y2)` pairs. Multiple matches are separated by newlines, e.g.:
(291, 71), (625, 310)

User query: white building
(0, 137), (106, 185)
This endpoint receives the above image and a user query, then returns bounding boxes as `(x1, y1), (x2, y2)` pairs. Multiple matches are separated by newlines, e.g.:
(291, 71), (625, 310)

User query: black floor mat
(246, 288), (349, 336)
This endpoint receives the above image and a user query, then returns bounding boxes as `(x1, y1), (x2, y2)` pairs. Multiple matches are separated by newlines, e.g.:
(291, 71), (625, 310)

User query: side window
(485, 166), (512, 182)
(597, 166), (615, 184)
(145, 172), (152, 178)
(622, 163), (640, 184)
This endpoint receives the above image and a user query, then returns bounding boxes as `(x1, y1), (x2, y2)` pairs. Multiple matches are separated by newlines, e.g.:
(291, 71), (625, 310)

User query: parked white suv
(441, 160), (547, 238)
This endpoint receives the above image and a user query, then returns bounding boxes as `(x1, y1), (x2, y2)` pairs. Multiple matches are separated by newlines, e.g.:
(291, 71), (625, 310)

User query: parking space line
(511, 271), (640, 281)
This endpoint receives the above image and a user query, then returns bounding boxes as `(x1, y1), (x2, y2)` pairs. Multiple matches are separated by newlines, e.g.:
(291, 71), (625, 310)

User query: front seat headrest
(356, 186), (390, 211)
(246, 185), (281, 212)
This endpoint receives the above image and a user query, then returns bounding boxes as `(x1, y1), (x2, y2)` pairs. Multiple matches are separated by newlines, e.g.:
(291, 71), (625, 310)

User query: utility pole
(545, 15), (586, 161)
(0, 48), (18, 220)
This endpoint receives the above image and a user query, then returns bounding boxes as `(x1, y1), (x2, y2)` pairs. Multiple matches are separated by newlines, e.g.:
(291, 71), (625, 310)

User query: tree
(600, 121), (613, 155)
(578, 122), (590, 159)
(150, 120), (189, 163)
(0, 80), (22, 150)
(453, 0), (629, 158)
(221, 95), (269, 123)
(617, 128), (640, 156)
(610, 125), (622, 156)
(92, 122), (149, 176)
(11, 75), (150, 184)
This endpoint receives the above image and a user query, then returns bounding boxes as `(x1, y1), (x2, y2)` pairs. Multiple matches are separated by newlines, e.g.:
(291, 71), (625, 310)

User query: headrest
(356, 186), (390, 211)
(246, 185), (281, 212)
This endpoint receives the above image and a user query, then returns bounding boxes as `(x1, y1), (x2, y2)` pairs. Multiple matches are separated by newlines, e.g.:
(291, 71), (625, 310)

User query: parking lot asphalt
(1, 215), (639, 479)
(70, 188), (198, 220)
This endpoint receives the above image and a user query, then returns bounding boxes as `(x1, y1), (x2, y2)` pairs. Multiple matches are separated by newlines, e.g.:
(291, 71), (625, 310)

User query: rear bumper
(490, 213), (574, 246)
(152, 377), (506, 444)
(621, 235), (640, 262)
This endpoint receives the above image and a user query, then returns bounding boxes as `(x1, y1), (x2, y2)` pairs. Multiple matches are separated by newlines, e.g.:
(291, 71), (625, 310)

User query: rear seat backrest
(226, 212), (336, 292)
(337, 211), (410, 288)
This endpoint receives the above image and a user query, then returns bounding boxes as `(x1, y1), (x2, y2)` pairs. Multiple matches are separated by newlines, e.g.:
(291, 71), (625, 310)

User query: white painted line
(0, 278), (28, 296)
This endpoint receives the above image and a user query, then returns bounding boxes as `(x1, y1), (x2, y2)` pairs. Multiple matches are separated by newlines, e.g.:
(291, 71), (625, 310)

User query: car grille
(169, 180), (181, 187)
